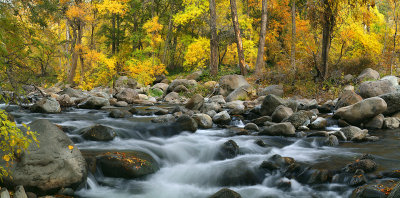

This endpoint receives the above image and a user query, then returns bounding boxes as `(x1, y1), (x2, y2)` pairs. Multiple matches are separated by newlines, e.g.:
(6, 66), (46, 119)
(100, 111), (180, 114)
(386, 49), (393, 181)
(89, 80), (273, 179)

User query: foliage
(183, 37), (210, 71)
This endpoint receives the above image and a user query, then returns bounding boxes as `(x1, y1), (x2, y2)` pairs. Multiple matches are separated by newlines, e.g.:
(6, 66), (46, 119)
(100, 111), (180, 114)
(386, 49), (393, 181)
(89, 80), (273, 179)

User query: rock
(358, 79), (396, 98)
(97, 151), (159, 179)
(344, 74), (354, 82)
(259, 122), (296, 137)
(151, 114), (176, 123)
(364, 114), (384, 129)
(379, 92), (400, 115)
(0, 119), (87, 193)
(383, 117), (400, 129)
(225, 85), (256, 102)
(225, 101), (245, 115)
(81, 124), (116, 141)
(259, 85), (284, 97)
(218, 75), (250, 97)
(319, 100), (335, 113)
(58, 88), (85, 98)
(14, 186), (27, 198)
(254, 139), (266, 147)
(244, 123), (259, 131)
(152, 83), (169, 92)
(192, 113), (213, 129)
(201, 102), (221, 113)
(164, 92), (180, 103)
(216, 140), (239, 160)
(283, 110), (314, 129)
(187, 70), (202, 80)
(271, 105), (293, 123)
(344, 159), (377, 173)
(340, 126), (368, 142)
(109, 109), (132, 118)
(175, 115), (198, 132)
(204, 81), (218, 89)
(114, 76), (137, 89)
(154, 74), (167, 84)
(382, 75), (399, 86)
(213, 111), (231, 125)
(25, 192), (36, 198)
(173, 84), (189, 93)
(185, 94), (204, 110)
(115, 101), (128, 107)
(138, 94), (148, 100)
(329, 131), (347, 141)
(349, 170), (367, 187)
(324, 135), (339, 146)
(57, 94), (74, 107)
(0, 188), (10, 198)
(252, 116), (272, 126)
(147, 107), (168, 115)
(31, 97), (61, 113)
(167, 79), (196, 93)
(115, 88), (139, 104)
(335, 90), (363, 110)
(296, 99), (318, 111)
(210, 95), (226, 104)
(260, 94), (287, 116)
(78, 96), (110, 109)
(334, 97), (387, 125)
(206, 110), (217, 118)
(357, 68), (380, 82)
(343, 85), (355, 91)
(388, 182), (400, 198)
(310, 117), (327, 129)
(209, 188), (242, 198)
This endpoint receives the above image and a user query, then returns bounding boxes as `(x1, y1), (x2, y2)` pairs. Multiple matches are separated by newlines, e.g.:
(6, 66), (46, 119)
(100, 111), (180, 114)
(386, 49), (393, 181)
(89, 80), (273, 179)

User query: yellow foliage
(223, 38), (257, 69)
(183, 37), (210, 71)
(66, 5), (86, 19)
(125, 58), (167, 85)
(97, 0), (127, 16)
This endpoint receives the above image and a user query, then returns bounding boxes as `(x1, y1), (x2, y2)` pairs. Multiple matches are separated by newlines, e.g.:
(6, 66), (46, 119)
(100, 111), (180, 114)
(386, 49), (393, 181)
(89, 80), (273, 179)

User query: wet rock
(226, 85), (256, 102)
(344, 159), (377, 173)
(307, 131), (329, 137)
(334, 97), (387, 126)
(97, 151), (159, 179)
(283, 110), (314, 129)
(349, 169), (367, 187)
(0, 119), (87, 193)
(176, 115), (198, 132)
(259, 85), (284, 97)
(31, 97), (61, 113)
(259, 161), (280, 171)
(259, 122), (296, 137)
(209, 188), (242, 198)
(379, 92), (400, 115)
(14, 185), (27, 198)
(359, 79), (396, 98)
(78, 96), (110, 109)
(164, 92), (180, 103)
(244, 123), (259, 131)
(147, 107), (169, 115)
(185, 94), (204, 110)
(115, 88), (139, 104)
(57, 94), (74, 107)
(219, 161), (262, 186)
(109, 109), (132, 118)
(192, 113), (213, 129)
(271, 105), (293, 123)
(218, 75), (249, 97)
(324, 135), (339, 146)
(351, 180), (397, 198)
(357, 68), (380, 82)
(217, 140), (239, 160)
(383, 117), (400, 129)
(114, 76), (137, 89)
(335, 90), (363, 110)
(388, 182), (400, 198)
(307, 169), (331, 184)
(254, 139), (266, 147)
(340, 126), (368, 142)
(260, 94), (287, 116)
(151, 114), (176, 123)
(81, 124), (116, 141)
(364, 114), (384, 129)
(213, 111), (231, 125)
(310, 117), (327, 129)
(329, 131), (347, 141)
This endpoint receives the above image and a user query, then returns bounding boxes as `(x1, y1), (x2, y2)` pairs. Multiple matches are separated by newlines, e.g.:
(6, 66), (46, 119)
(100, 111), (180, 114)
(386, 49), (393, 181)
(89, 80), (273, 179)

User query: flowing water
(4, 104), (400, 198)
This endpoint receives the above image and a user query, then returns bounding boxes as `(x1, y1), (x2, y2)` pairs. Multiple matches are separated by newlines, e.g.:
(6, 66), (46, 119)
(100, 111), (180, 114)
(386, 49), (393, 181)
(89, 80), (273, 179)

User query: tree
(255, 0), (268, 74)
(230, 0), (247, 76)
(209, 0), (219, 76)
(291, 0), (296, 73)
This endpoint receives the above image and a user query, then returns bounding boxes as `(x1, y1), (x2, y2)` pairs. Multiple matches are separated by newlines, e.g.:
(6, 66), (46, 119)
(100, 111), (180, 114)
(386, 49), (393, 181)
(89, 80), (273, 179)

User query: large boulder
(225, 85), (256, 102)
(81, 124), (116, 141)
(334, 97), (387, 125)
(78, 96), (110, 109)
(1, 119), (87, 193)
(31, 97), (61, 113)
(283, 110), (314, 129)
(271, 105), (293, 123)
(57, 88), (85, 98)
(192, 113), (213, 129)
(57, 94), (75, 107)
(259, 85), (284, 97)
(259, 122), (296, 137)
(357, 68), (380, 82)
(175, 115), (198, 132)
(185, 94), (204, 110)
(209, 188), (242, 198)
(335, 90), (363, 110)
(340, 126), (368, 142)
(364, 114), (384, 129)
(167, 79), (197, 93)
(310, 117), (328, 130)
(216, 140), (239, 160)
(152, 83), (169, 92)
(379, 92), (400, 115)
(115, 88), (139, 104)
(213, 111), (231, 125)
(260, 94), (287, 116)
(164, 92), (180, 103)
(201, 102), (222, 113)
(358, 79), (396, 98)
(114, 76), (138, 89)
(218, 75), (250, 97)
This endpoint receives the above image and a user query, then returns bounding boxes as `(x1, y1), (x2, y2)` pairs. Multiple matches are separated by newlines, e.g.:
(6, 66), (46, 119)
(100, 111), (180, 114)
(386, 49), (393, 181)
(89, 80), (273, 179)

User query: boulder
(364, 114), (384, 129)
(335, 90), (363, 110)
(379, 92), (400, 115)
(383, 117), (400, 129)
(151, 114), (176, 123)
(259, 85), (284, 97)
(209, 188), (242, 198)
(0, 188), (10, 198)
(192, 113), (213, 129)
(187, 70), (202, 80)
(115, 101), (128, 107)
(31, 97), (61, 113)
(358, 79), (396, 98)
(283, 110), (314, 129)
(225, 101), (245, 114)
(109, 109), (132, 118)
(310, 117), (327, 130)
(201, 102), (221, 113)
(1, 119), (87, 193)
(382, 75), (399, 86)
(14, 186), (27, 198)
(344, 159), (377, 173)
(204, 81), (218, 89)
(173, 85), (189, 93)
(164, 92), (180, 103)
(81, 124), (116, 141)
(78, 96), (110, 109)
(260, 94), (287, 116)
(114, 76), (137, 89)
(152, 83), (169, 92)
(167, 79), (196, 93)
(357, 68), (380, 82)
(216, 140), (239, 160)
(334, 97), (387, 125)
(344, 74), (354, 82)
(225, 85), (255, 102)
(259, 122), (296, 137)
(210, 95), (226, 104)
(97, 151), (159, 179)
(185, 94), (204, 110)
(324, 135), (339, 146)
(115, 88), (139, 104)
(244, 123), (259, 131)
(212, 111), (231, 125)
(175, 115), (198, 132)
(57, 88), (85, 98)
(57, 94), (74, 107)
(218, 75), (250, 97)
(340, 126), (368, 142)
(271, 105), (293, 123)
(296, 99), (318, 111)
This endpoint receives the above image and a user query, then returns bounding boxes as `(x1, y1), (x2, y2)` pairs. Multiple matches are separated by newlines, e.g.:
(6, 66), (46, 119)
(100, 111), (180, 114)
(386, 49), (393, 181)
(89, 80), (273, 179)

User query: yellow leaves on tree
(66, 3), (94, 22)
(97, 0), (128, 16)
(184, 37), (210, 71)
(143, 16), (163, 48)
(173, 0), (209, 25)
(126, 58), (167, 85)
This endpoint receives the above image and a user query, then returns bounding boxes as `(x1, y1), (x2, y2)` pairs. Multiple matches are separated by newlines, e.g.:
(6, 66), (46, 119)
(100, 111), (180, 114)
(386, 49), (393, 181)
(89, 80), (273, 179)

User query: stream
(4, 103), (400, 198)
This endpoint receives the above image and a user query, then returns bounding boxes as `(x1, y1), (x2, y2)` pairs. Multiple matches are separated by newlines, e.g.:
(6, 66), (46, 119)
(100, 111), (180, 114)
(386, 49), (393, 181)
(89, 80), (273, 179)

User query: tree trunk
(68, 22), (78, 84)
(163, 16), (173, 65)
(392, 0), (398, 75)
(320, 1), (334, 80)
(116, 14), (120, 53)
(112, 14), (116, 55)
(230, 0), (247, 76)
(209, 0), (219, 76)
(255, 0), (268, 74)
(290, 0), (296, 74)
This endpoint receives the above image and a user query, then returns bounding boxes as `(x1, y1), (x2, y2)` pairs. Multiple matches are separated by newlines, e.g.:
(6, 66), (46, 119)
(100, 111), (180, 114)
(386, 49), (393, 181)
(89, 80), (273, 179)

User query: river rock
(226, 101), (245, 115)
(335, 90), (363, 110)
(252, 116), (272, 126)
(185, 94), (204, 110)
(218, 75), (250, 97)
(383, 117), (400, 129)
(244, 123), (259, 131)
(259, 122), (296, 137)
(109, 109), (132, 118)
(97, 151), (159, 179)
(58, 88), (85, 98)
(271, 105), (293, 123)
(175, 115), (198, 132)
(151, 114), (176, 123)
(334, 97), (387, 125)
(388, 182), (400, 198)
(115, 88), (139, 104)
(379, 92), (400, 115)
(0, 188), (10, 198)
(296, 99), (318, 111)
(114, 76), (137, 89)
(78, 96), (110, 109)
(225, 85), (255, 102)
(187, 70), (202, 80)
(115, 101), (128, 107)
(364, 114), (384, 129)
(324, 135), (339, 146)
(344, 159), (377, 173)
(81, 124), (116, 141)
(167, 79), (196, 93)
(152, 83), (169, 92)
(201, 102), (221, 113)
(164, 92), (180, 103)
(173, 85), (189, 93)
(192, 113), (213, 129)
(310, 117), (327, 129)
(209, 188), (242, 198)
(260, 94), (286, 116)
(213, 111), (231, 125)
(57, 94), (74, 107)
(340, 126), (368, 142)
(259, 85), (284, 97)
(0, 119), (87, 193)
(283, 110), (314, 129)
(31, 97), (61, 113)
(216, 140), (239, 160)
(210, 95), (226, 104)
(14, 186), (27, 198)
(357, 68), (380, 82)
(358, 79), (396, 98)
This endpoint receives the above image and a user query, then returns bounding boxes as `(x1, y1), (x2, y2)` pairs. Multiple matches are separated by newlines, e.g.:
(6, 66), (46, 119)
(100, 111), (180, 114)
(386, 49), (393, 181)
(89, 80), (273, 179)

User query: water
(4, 105), (400, 198)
